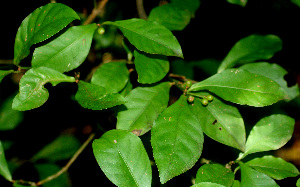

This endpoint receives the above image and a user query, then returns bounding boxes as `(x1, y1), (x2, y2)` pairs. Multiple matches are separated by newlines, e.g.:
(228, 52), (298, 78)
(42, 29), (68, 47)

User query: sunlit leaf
(32, 24), (97, 72)
(93, 129), (152, 187)
(151, 95), (204, 183)
(13, 3), (80, 65)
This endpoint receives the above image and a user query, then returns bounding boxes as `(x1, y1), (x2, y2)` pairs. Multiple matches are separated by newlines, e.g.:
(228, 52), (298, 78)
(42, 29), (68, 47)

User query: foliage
(1, 1), (300, 187)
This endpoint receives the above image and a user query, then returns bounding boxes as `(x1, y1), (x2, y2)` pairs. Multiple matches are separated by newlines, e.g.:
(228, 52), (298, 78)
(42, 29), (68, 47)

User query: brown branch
(83, 0), (109, 25)
(136, 0), (148, 20)
(35, 133), (96, 186)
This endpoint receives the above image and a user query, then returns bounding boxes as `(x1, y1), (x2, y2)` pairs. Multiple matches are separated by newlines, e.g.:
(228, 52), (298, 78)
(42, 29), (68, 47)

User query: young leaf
(188, 69), (288, 107)
(0, 141), (12, 181)
(189, 96), (245, 151)
(12, 67), (75, 111)
(91, 61), (129, 93)
(239, 162), (279, 187)
(104, 18), (183, 58)
(243, 114), (295, 158)
(13, 3), (80, 65)
(151, 95), (204, 183)
(217, 35), (282, 73)
(246, 155), (299, 180)
(75, 81), (126, 110)
(133, 50), (169, 84)
(240, 62), (299, 101)
(117, 82), (171, 136)
(191, 182), (226, 187)
(32, 24), (97, 72)
(0, 96), (23, 130)
(92, 129), (152, 187)
(0, 70), (14, 83)
(195, 164), (235, 187)
(31, 135), (81, 162)
(227, 0), (247, 7)
(148, 3), (191, 31)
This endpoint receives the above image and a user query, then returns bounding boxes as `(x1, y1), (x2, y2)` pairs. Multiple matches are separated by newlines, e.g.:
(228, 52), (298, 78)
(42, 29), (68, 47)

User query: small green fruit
(187, 95), (194, 103)
(201, 98), (209, 106)
(207, 95), (214, 101)
(97, 27), (105, 35)
(185, 80), (193, 88)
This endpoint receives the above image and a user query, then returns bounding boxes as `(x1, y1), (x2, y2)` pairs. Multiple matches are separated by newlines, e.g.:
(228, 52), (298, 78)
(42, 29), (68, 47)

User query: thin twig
(136, 0), (148, 20)
(83, 0), (109, 25)
(35, 133), (96, 186)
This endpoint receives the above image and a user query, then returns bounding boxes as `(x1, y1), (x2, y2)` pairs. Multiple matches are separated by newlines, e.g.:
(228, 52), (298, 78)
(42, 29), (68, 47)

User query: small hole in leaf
(219, 127), (222, 130)
(212, 119), (217, 125)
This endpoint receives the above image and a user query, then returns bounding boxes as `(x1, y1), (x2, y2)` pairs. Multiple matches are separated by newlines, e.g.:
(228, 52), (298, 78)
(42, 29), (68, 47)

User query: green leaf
(297, 178), (300, 187)
(92, 129), (152, 187)
(170, 0), (200, 16)
(0, 141), (12, 181)
(239, 162), (279, 187)
(0, 96), (23, 131)
(217, 35), (282, 73)
(13, 3), (80, 65)
(243, 114), (295, 158)
(32, 24), (97, 72)
(104, 18), (183, 58)
(195, 164), (234, 187)
(117, 82), (171, 136)
(151, 95), (204, 183)
(35, 163), (70, 187)
(91, 61), (129, 93)
(240, 62), (299, 101)
(75, 81), (126, 110)
(133, 50), (169, 84)
(0, 70), (14, 83)
(192, 182), (226, 187)
(32, 134), (81, 162)
(292, 0), (300, 7)
(12, 67), (75, 111)
(227, 0), (248, 7)
(188, 69), (288, 107)
(246, 155), (299, 180)
(148, 3), (191, 31)
(232, 180), (241, 187)
(189, 96), (245, 151)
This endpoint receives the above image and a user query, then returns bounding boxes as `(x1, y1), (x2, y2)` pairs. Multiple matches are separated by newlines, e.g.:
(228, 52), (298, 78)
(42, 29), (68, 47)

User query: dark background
(1, 0), (300, 186)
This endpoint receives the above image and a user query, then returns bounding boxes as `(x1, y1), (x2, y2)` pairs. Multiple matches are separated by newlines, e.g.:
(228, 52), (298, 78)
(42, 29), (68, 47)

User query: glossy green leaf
(0, 96), (23, 130)
(246, 155), (299, 180)
(240, 62), (299, 101)
(227, 0), (247, 7)
(35, 163), (70, 187)
(75, 81), (126, 110)
(117, 82), (171, 136)
(32, 24), (97, 72)
(13, 3), (80, 65)
(192, 182), (226, 187)
(12, 67), (75, 111)
(195, 164), (234, 187)
(243, 114), (295, 158)
(151, 95), (204, 183)
(134, 50), (169, 84)
(188, 69), (288, 107)
(0, 141), (12, 181)
(104, 18), (183, 58)
(91, 61), (129, 93)
(148, 3), (191, 31)
(0, 70), (14, 83)
(170, 0), (200, 15)
(189, 96), (245, 151)
(239, 162), (279, 187)
(93, 129), (152, 187)
(217, 35), (282, 73)
(32, 134), (81, 162)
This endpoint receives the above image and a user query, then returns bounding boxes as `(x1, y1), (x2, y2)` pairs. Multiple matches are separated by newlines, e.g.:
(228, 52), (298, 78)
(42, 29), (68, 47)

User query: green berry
(187, 95), (194, 103)
(185, 80), (193, 88)
(207, 95), (214, 101)
(97, 27), (105, 35)
(201, 98), (209, 106)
